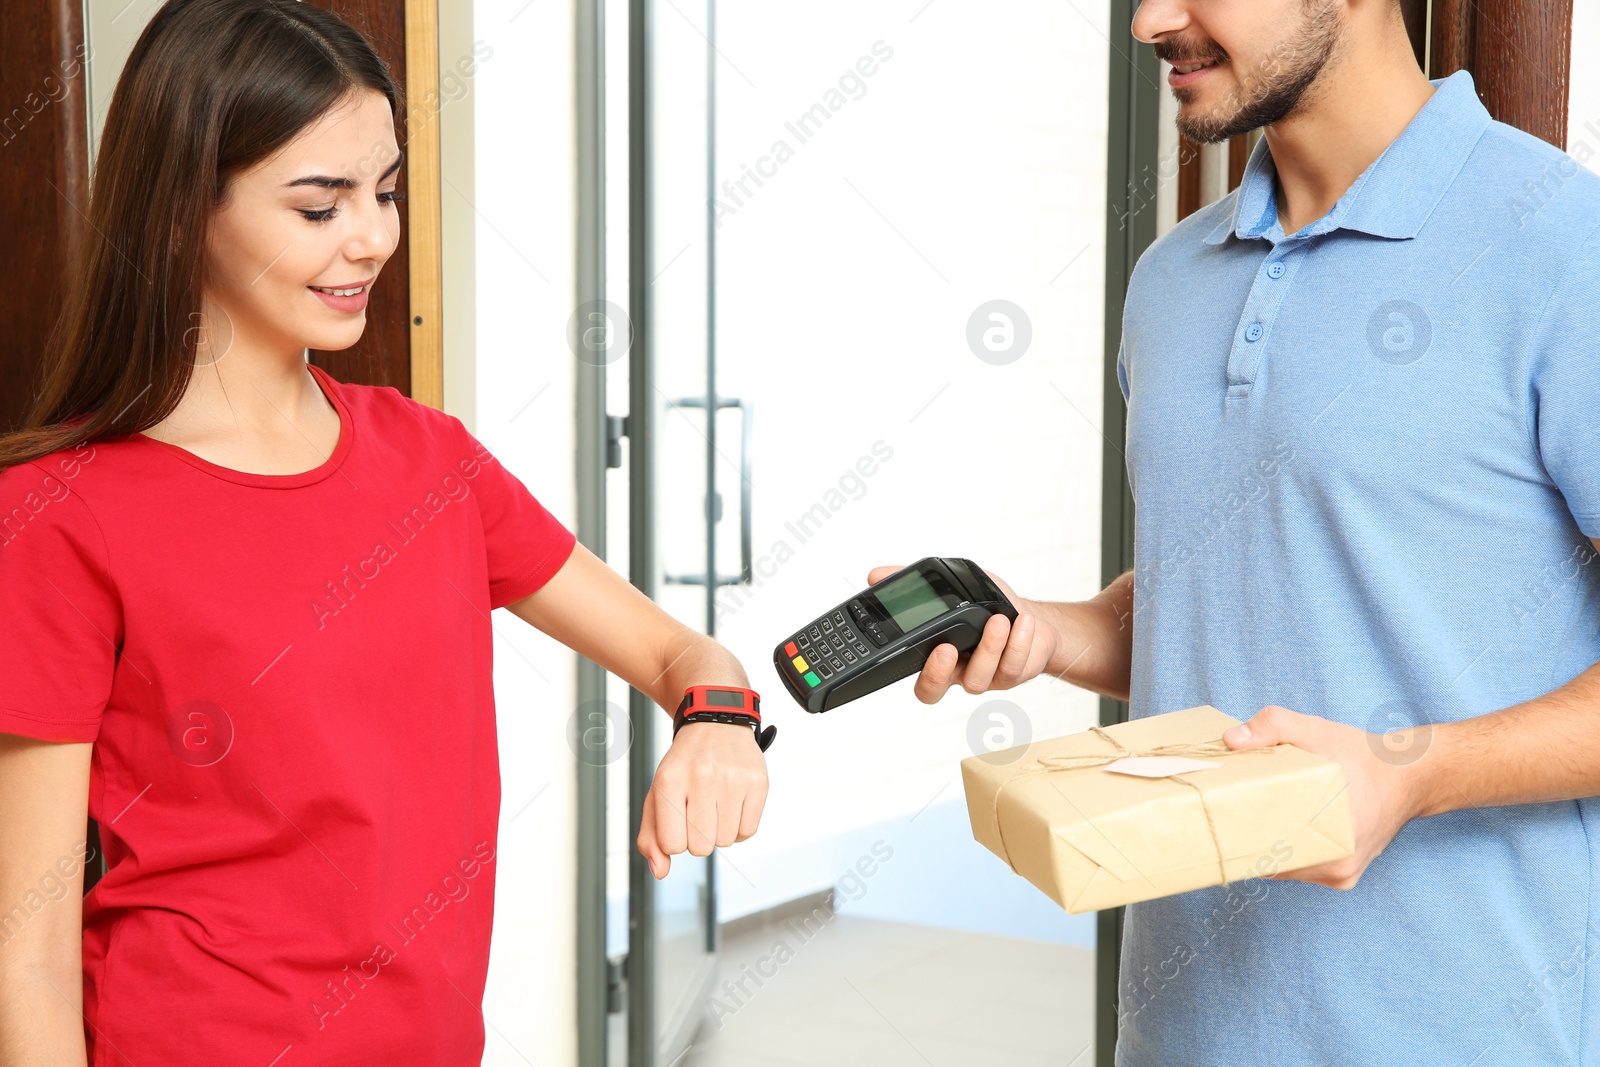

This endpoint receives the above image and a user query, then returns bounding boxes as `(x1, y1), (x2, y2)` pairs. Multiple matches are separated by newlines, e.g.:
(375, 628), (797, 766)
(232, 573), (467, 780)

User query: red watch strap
(672, 686), (774, 751)
(677, 685), (761, 720)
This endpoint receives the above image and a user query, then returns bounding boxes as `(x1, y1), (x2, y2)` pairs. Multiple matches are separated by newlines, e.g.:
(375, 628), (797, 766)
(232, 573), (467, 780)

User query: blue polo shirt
(1115, 69), (1600, 1066)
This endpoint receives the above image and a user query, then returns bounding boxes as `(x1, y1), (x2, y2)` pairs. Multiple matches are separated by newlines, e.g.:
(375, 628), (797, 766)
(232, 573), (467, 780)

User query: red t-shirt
(0, 362), (576, 1065)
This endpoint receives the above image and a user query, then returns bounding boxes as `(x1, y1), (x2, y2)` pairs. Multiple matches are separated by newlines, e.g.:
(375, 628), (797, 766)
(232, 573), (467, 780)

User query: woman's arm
(0, 734), (92, 1067)
(507, 542), (747, 713)
(506, 542), (768, 878)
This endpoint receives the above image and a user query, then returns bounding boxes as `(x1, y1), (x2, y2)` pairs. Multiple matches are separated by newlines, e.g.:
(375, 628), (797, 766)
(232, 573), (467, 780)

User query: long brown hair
(0, 0), (402, 470)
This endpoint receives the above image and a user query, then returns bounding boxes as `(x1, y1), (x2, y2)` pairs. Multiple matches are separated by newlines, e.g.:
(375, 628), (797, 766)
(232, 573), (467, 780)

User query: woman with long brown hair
(0, 2), (771, 1063)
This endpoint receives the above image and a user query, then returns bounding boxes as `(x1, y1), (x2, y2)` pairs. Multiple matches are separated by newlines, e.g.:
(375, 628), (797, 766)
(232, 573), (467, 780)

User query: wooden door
(0, 0), (90, 432)
(0, 0), (441, 439)
(302, 0), (444, 405)
(1431, 0), (1573, 148)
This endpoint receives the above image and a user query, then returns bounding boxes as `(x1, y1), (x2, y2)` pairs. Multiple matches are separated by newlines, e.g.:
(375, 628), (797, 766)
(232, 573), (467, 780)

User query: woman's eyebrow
(284, 150), (405, 190)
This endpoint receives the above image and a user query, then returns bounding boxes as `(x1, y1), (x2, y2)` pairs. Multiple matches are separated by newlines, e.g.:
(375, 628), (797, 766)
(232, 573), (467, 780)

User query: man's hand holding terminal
(864, 565), (1134, 704)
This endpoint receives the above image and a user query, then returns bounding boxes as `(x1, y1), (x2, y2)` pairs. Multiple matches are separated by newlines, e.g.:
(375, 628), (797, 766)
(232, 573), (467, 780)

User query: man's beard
(1167, 1), (1344, 145)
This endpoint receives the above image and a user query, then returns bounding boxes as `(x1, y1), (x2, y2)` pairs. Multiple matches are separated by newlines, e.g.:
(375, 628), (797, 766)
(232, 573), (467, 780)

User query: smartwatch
(673, 685), (775, 752)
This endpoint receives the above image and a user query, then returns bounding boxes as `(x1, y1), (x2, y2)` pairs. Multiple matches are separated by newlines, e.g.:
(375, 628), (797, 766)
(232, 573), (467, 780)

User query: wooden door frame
(1430, 0), (1574, 150)
(304, 0), (445, 405)
(0, 0), (90, 434)
(401, 0), (444, 409)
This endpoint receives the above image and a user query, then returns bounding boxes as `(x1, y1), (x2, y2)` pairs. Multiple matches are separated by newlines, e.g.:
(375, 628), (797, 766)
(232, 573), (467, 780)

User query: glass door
(688, 1), (1112, 1063)
(586, 2), (1110, 1064)
(597, 0), (732, 1063)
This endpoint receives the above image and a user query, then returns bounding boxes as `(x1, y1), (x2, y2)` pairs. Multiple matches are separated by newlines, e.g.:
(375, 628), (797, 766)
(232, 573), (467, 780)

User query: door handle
(664, 397), (752, 587)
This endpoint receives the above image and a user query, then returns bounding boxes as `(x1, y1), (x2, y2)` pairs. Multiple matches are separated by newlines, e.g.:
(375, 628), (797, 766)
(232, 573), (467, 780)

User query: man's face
(1132, 0), (1345, 144)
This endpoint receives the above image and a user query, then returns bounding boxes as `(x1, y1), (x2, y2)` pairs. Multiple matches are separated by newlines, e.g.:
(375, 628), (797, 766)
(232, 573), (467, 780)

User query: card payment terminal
(774, 557), (1018, 713)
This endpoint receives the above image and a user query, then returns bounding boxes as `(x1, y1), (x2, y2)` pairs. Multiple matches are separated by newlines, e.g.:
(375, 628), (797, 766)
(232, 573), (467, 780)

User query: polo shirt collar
(1204, 68), (1491, 245)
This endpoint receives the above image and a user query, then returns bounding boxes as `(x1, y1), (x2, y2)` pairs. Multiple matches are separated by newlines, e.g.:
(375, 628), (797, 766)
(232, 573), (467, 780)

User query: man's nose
(1131, 0), (1193, 45)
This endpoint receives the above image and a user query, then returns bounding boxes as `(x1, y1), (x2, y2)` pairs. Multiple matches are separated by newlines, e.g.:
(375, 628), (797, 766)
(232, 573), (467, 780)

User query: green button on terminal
(803, 671), (821, 687)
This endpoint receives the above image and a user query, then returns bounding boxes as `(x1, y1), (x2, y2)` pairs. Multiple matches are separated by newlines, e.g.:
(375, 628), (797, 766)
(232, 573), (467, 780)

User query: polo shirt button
(1267, 262), (1285, 278)
(1245, 322), (1264, 342)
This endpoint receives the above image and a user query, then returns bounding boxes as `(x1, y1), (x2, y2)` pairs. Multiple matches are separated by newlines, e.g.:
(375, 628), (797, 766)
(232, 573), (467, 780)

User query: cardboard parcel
(961, 705), (1354, 914)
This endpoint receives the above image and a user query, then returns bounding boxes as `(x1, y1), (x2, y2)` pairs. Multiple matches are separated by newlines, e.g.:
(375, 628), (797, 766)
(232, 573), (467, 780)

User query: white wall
(82, 0), (163, 161)
(454, 3), (581, 1066)
(1570, 0), (1600, 175)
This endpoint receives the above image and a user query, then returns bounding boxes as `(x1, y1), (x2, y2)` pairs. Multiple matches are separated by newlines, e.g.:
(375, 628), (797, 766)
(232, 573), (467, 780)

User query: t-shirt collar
(1204, 68), (1491, 246)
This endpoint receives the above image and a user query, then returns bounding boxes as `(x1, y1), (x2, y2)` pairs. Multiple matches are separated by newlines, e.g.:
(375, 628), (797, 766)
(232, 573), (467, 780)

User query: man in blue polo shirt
(877, 0), (1600, 1063)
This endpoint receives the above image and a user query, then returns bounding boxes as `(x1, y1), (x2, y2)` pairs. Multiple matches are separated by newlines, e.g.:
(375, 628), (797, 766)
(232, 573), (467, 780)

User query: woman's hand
(636, 722), (769, 879)
(505, 544), (771, 879)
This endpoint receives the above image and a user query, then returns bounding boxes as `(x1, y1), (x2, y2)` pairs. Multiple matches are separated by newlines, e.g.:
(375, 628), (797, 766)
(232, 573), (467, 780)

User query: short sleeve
(451, 426), (577, 609)
(0, 463), (123, 742)
(1529, 227), (1600, 538)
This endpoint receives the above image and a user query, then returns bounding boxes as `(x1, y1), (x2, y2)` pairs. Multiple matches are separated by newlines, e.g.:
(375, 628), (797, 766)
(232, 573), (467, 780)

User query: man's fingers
(913, 644), (961, 703)
(1224, 704), (1300, 749)
(867, 564), (902, 586)
(636, 797), (670, 879)
(959, 613), (1015, 693)
(992, 612), (1034, 687)
(1264, 862), (1335, 887)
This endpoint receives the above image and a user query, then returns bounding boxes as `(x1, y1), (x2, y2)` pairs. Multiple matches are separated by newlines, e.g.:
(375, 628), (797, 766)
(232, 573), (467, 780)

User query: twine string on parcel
(990, 726), (1280, 887)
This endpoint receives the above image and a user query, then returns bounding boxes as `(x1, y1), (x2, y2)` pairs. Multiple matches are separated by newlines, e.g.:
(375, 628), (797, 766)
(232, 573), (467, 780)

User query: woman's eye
(299, 191), (404, 223)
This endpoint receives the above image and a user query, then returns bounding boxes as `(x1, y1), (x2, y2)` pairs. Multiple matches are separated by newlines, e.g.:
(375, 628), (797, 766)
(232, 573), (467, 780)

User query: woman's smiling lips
(308, 278), (374, 313)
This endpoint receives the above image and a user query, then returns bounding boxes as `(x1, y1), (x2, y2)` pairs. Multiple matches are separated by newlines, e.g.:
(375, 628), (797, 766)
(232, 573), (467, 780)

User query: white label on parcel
(1103, 756), (1222, 778)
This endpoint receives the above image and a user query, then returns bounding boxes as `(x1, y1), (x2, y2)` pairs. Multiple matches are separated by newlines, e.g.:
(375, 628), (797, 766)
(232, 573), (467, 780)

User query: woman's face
(203, 90), (402, 362)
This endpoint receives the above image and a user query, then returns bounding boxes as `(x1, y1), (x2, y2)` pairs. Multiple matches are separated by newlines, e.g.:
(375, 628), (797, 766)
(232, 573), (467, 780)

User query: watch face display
(702, 689), (747, 708)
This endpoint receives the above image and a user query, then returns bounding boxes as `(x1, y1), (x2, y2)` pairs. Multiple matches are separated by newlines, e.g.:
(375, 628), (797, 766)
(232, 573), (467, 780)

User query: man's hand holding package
(1221, 705), (1432, 891)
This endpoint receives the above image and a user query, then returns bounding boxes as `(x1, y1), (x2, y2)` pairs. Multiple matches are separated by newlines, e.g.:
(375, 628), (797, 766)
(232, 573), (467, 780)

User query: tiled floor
(677, 913), (1095, 1066)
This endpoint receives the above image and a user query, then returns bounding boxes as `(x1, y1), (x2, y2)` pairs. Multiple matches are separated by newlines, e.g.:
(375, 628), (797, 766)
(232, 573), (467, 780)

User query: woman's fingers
(636, 796), (671, 879)
(684, 781), (717, 858)
(644, 724), (771, 871)
(735, 782), (767, 843)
